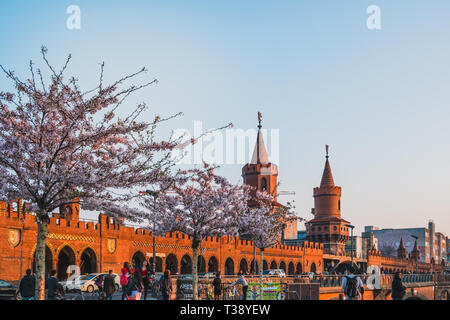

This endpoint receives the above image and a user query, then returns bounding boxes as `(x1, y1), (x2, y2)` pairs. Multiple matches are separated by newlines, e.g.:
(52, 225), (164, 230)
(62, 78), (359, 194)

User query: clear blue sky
(1, 1), (450, 236)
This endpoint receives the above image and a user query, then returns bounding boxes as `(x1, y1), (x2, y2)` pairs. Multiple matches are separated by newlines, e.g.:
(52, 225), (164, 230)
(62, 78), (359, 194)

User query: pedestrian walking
(160, 269), (172, 300)
(95, 274), (105, 299)
(341, 266), (364, 300)
(142, 260), (150, 300)
(212, 271), (222, 300)
(233, 271), (248, 300)
(121, 262), (132, 300)
(46, 270), (64, 300)
(129, 267), (144, 300)
(19, 269), (36, 300)
(103, 270), (116, 300)
(392, 271), (406, 300)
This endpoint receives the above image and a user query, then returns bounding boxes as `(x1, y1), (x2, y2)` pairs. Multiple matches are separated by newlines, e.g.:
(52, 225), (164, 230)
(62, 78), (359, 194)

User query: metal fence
(182, 273), (448, 300)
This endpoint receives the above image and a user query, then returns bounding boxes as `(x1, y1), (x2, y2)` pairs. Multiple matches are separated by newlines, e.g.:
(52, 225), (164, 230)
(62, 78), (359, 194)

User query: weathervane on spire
(258, 112), (262, 129)
(326, 145), (329, 159)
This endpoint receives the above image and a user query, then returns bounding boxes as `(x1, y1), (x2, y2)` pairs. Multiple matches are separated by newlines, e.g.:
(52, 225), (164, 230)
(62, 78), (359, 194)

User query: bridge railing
(192, 273), (447, 291)
(316, 273), (437, 288)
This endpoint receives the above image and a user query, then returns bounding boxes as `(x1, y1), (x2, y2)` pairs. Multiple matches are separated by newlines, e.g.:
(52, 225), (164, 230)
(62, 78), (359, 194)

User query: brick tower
(242, 112), (278, 200)
(306, 146), (350, 255)
(59, 198), (80, 222)
(242, 113), (297, 240)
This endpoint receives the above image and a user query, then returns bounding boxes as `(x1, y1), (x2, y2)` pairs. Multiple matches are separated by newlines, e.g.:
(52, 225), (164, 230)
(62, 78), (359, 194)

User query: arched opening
(149, 256), (163, 273)
(440, 290), (450, 300)
(239, 258), (249, 274)
(180, 255), (192, 274)
(132, 251), (146, 269)
(250, 259), (259, 274)
(261, 178), (267, 191)
(270, 261), (277, 270)
(208, 256), (219, 273)
(80, 248), (97, 275)
(288, 262), (295, 275)
(280, 261), (286, 272)
(225, 258), (235, 275)
(198, 255), (206, 273)
(296, 263), (302, 275)
(32, 246), (53, 279)
(310, 263), (317, 274)
(263, 260), (269, 271)
(165, 254), (178, 274)
(57, 246), (76, 280)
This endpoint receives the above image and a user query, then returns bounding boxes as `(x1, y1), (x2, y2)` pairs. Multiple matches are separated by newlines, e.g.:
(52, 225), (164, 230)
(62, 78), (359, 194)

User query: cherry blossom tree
(0, 47), (184, 299)
(140, 163), (249, 300)
(239, 191), (296, 300)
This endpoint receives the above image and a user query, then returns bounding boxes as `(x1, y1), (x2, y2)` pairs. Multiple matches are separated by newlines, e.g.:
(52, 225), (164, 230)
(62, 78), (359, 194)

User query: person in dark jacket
(20, 269), (36, 300)
(129, 267), (144, 300)
(392, 271), (406, 300)
(103, 270), (116, 300)
(46, 270), (63, 300)
(212, 271), (222, 300)
(160, 269), (172, 300)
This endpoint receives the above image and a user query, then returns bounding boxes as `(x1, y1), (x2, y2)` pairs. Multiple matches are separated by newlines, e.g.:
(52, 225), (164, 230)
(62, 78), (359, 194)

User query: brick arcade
(0, 120), (443, 283)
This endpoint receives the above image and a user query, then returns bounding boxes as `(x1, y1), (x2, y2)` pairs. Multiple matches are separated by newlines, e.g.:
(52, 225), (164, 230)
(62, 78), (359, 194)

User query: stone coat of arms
(8, 229), (21, 248)
(107, 238), (116, 253)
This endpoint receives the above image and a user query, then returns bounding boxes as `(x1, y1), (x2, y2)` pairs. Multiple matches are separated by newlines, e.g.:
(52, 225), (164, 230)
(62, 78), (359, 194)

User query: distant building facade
(363, 220), (448, 264)
(345, 236), (363, 259)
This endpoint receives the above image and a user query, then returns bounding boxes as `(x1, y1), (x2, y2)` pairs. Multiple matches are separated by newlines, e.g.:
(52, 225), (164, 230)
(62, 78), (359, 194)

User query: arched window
(225, 258), (235, 275)
(165, 254), (178, 274)
(261, 178), (267, 191)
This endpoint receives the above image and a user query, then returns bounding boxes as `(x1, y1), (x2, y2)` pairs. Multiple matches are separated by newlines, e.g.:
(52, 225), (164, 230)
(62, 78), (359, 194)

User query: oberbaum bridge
(0, 119), (449, 300)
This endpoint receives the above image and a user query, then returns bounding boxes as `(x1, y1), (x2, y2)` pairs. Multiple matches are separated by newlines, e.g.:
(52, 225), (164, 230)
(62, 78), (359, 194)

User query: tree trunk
(192, 240), (200, 300)
(259, 248), (264, 301)
(35, 220), (48, 300)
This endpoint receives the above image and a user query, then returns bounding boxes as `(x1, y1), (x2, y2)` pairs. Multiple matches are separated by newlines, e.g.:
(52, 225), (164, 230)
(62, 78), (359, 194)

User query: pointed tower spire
(410, 239), (420, 261)
(251, 112), (269, 164)
(320, 145), (335, 187)
(399, 238), (405, 249)
(397, 238), (406, 259)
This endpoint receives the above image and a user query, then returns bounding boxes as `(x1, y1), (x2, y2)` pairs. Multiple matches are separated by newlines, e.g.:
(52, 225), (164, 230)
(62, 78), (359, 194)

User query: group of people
(92, 270), (118, 300)
(210, 270), (249, 300)
(18, 262), (408, 301)
(341, 265), (406, 300)
(19, 269), (65, 300)
(120, 261), (172, 300)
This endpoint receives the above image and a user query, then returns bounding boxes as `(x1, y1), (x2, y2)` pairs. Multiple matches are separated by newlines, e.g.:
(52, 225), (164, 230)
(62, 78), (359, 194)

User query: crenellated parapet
(0, 201), (325, 282)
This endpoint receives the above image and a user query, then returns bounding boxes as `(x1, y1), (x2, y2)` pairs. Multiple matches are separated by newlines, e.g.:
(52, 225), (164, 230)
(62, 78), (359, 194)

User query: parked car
(0, 279), (20, 300)
(60, 275), (83, 292)
(65, 273), (120, 293)
(262, 269), (286, 277)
